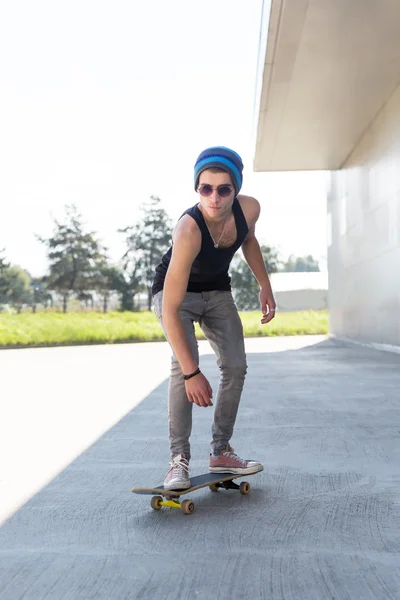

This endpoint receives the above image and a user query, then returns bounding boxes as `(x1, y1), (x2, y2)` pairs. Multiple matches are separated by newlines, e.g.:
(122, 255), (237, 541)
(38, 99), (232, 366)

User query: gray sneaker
(163, 454), (190, 490)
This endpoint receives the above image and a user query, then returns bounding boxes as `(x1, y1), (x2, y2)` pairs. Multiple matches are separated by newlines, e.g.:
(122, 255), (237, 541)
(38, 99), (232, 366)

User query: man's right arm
(161, 216), (213, 407)
(162, 216), (200, 374)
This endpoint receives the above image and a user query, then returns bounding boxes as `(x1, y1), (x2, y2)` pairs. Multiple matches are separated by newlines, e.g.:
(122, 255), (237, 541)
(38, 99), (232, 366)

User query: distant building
(271, 272), (328, 311)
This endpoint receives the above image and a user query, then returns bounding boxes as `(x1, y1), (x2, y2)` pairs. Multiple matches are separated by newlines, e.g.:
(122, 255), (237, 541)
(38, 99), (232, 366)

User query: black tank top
(152, 198), (249, 295)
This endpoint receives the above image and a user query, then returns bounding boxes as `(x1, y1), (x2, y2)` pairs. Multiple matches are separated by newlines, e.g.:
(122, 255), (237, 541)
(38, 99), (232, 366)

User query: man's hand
(185, 372), (213, 407)
(260, 287), (276, 325)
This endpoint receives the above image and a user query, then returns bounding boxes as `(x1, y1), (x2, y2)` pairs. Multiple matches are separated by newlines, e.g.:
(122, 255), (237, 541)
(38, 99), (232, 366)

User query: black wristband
(183, 367), (201, 381)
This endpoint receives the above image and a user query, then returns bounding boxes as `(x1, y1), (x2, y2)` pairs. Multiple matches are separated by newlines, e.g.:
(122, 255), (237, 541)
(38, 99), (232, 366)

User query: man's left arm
(241, 215), (276, 325)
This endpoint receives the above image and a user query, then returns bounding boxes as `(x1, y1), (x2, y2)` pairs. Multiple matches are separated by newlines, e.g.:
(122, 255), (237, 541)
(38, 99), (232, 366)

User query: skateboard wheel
(209, 484), (219, 492)
(239, 482), (251, 495)
(181, 500), (195, 515)
(151, 496), (163, 510)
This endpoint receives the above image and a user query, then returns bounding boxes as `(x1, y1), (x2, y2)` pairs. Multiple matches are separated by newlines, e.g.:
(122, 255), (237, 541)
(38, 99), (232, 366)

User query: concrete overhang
(253, 0), (400, 172)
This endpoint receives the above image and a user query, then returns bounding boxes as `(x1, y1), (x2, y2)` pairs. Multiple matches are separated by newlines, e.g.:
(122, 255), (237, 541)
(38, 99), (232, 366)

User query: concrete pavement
(1, 336), (400, 599)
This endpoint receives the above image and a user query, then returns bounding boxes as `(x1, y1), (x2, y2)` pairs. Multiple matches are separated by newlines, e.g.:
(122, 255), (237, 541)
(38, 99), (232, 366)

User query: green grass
(0, 310), (328, 348)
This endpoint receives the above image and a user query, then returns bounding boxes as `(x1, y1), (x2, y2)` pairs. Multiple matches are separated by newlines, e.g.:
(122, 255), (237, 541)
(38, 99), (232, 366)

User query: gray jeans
(153, 290), (247, 460)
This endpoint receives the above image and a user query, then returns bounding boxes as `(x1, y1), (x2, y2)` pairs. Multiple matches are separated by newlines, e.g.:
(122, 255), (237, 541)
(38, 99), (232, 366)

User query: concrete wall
(328, 84), (400, 346)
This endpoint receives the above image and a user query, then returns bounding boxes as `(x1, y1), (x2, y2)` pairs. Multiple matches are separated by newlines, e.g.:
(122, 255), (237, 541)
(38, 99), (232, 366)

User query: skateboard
(131, 470), (262, 515)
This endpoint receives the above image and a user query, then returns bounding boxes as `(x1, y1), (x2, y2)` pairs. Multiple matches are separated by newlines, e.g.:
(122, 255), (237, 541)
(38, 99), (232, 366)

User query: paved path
(1, 336), (399, 600)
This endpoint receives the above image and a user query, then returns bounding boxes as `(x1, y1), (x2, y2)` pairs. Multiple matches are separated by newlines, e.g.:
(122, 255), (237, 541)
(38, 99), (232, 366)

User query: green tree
(282, 254), (320, 272)
(0, 249), (9, 273)
(91, 264), (139, 313)
(0, 249), (10, 303)
(30, 277), (53, 313)
(37, 205), (109, 312)
(230, 245), (280, 311)
(120, 196), (172, 310)
(0, 265), (32, 312)
(116, 264), (142, 312)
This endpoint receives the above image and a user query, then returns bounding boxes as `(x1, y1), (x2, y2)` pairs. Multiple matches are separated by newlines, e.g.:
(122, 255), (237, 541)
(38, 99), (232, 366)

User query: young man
(152, 146), (276, 490)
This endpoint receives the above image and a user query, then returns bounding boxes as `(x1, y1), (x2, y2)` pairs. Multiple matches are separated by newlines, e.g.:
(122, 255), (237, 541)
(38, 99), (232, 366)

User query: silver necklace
(204, 213), (229, 248)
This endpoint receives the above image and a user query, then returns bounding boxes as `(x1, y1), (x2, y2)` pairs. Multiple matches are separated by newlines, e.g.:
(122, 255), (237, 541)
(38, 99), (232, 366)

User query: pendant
(214, 243), (219, 248)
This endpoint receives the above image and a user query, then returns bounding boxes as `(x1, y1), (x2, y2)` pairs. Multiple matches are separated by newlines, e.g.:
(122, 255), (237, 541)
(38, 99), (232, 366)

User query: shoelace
(167, 456), (189, 478)
(223, 450), (247, 466)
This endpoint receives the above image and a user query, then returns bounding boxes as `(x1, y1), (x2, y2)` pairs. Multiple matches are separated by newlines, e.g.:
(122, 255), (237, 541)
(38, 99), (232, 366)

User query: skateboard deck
(131, 469), (263, 515)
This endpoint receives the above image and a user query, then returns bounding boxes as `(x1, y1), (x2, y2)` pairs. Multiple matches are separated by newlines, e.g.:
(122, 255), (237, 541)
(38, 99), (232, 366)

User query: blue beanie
(194, 146), (243, 196)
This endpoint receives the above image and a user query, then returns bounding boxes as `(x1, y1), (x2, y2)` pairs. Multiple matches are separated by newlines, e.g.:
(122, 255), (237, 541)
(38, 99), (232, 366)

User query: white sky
(0, 0), (328, 278)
